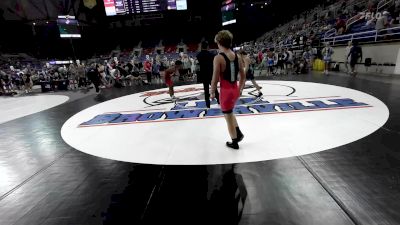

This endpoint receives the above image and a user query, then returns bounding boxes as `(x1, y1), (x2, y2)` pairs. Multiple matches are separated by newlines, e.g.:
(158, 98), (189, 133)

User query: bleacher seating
(249, 0), (400, 51)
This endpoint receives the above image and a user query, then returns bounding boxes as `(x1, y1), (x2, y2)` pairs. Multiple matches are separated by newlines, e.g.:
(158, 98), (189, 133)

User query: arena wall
(331, 42), (400, 75)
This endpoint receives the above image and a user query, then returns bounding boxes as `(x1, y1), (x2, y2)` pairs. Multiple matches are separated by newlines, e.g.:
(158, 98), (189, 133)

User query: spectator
(284, 48), (294, 75)
(335, 17), (347, 35)
(266, 50), (275, 76)
(276, 50), (285, 75)
(109, 62), (122, 88)
(364, 17), (376, 29)
(116, 63), (129, 86)
(376, 11), (390, 34)
(144, 58), (152, 84)
(344, 41), (352, 74)
(77, 63), (86, 89)
(190, 57), (197, 78)
(322, 42), (334, 75)
(311, 46), (318, 69)
(130, 62), (142, 85)
(97, 63), (108, 88)
(2, 73), (12, 93)
(294, 58), (307, 74)
(302, 47), (312, 69)
(23, 72), (33, 93)
(68, 64), (78, 89)
(348, 41), (363, 76)
(395, 0), (400, 16)
(368, 0), (378, 12)
(87, 63), (101, 94)
(0, 70), (6, 94)
(152, 58), (161, 81)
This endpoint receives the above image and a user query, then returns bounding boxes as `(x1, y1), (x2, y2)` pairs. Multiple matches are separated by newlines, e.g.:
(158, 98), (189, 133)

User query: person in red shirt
(335, 17), (346, 35)
(164, 60), (183, 99)
(144, 59), (152, 85)
(258, 51), (263, 64)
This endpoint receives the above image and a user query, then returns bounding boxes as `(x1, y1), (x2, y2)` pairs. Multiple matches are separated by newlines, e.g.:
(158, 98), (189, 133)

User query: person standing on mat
(164, 60), (183, 100)
(239, 50), (263, 97)
(211, 30), (246, 150)
(197, 41), (220, 108)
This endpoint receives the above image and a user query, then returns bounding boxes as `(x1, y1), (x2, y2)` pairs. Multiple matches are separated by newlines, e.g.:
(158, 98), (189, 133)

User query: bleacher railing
(324, 28), (337, 38)
(259, 26), (400, 50)
(346, 11), (366, 30)
(377, 0), (394, 12)
(323, 26), (400, 45)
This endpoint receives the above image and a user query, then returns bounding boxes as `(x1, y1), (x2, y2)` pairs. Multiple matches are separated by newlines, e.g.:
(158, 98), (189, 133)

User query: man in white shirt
(376, 11), (389, 32)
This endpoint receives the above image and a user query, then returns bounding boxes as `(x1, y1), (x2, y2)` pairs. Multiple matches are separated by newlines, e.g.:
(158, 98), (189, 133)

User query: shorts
(246, 70), (255, 80)
(220, 79), (239, 113)
(350, 59), (358, 67)
(165, 75), (173, 87)
(323, 56), (331, 62)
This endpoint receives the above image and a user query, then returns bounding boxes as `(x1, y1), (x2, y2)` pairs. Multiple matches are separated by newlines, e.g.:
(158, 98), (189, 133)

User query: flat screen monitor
(222, 1), (236, 26)
(57, 16), (81, 38)
(104, 0), (187, 16)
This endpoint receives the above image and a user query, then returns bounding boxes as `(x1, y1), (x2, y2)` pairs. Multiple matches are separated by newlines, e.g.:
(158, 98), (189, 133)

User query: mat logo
(78, 97), (371, 127)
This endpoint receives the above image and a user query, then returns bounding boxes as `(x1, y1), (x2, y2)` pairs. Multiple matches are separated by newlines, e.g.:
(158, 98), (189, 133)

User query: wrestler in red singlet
(218, 52), (240, 113)
(211, 30), (246, 150)
(164, 61), (182, 99)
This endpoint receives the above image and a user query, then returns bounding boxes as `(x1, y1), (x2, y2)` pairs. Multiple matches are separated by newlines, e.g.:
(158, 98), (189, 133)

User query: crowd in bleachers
(254, 0), (399, 51)
(3, 0), (400, 97)
(235, 0), (400, 77)
(0, 50), (200, 96)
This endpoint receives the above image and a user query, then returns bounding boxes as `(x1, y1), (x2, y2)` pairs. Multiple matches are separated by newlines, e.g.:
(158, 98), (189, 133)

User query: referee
(197, 41), (220, 108)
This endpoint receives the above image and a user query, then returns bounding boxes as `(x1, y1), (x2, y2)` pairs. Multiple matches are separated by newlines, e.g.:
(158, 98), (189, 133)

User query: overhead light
(261, 6), (264, 8)
(46, 21), (49, 24)
(236, 8), (239, 11)
(33, 22), (36, 25)
(251, 4), (254, 6)
(265, 2), (268, 5)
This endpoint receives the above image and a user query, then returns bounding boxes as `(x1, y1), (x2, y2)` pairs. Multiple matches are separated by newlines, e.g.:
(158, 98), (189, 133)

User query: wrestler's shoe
(226, 141), (239, 150)
(236, 127), (244, 143)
